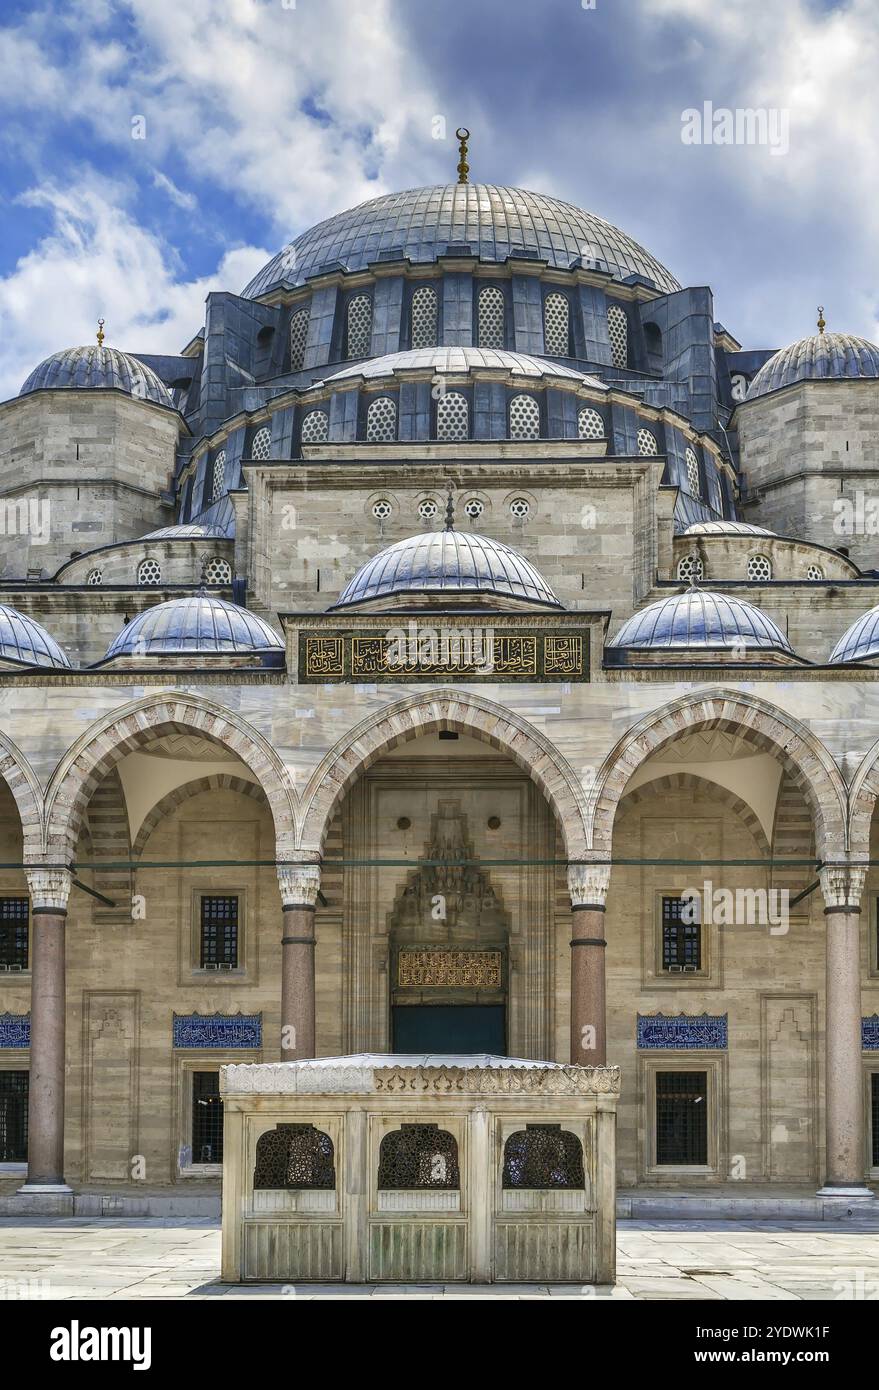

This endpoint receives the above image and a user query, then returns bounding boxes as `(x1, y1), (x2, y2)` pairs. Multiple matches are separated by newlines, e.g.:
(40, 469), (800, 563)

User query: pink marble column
(819, 865), (872, 1197)
(568, 864), (611, 1067)
(277, 858), (321, 1061)
(20, 868), (72, 1192)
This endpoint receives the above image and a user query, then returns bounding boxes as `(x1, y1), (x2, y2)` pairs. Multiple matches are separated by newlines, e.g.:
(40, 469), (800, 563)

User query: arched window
(210, 449), (226, 503)
(203, 556), (232, 584)
(346, 294), (372, 359)
(747, 554), (772, 582)
(478, 285), (505, 349)
(502, 1124), (584, 1190)
(137, 558), (161, 586)
(378, 1124), (460, 1190)
(685, 446), (701, 498)
(509, 394), (540, 440)
(637, 428), (658, 456)
(366, 396), (397, 442)
(289, 307), (309, 372)
(86, 568), (103, 585)
(411, 285), (438, 349)
(543, 292), (570, 356)
(254, 1124), (335, 1190)
(301, 409), (329, 444)
(677, 554), (704, 583)
(250, 426), (271, 461)
(436, 390), (469, 441)
(643, 321), (663, 373)
(807, 564), (824, 581)
(578, 406), (605, 440)
(607, 304), (628, 368)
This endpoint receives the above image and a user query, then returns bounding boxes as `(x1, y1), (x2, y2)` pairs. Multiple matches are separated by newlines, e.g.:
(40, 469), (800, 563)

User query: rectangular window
(661, 895), (701, 971)
(656, 1070), (708, 1165)
(191, 1071), (223, 1164)
(199, 896), (239, 968)
(0, 1071), (28, 1162)
(0, 898), (29, 970)
(872, 1075), (879, 1169)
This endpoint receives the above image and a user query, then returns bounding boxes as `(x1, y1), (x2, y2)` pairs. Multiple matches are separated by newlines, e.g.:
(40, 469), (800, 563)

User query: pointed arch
(844, 742), (879, 860)
(297, 689), (589, 858)
(132, 774), (268, 858)
(0, 730), (44, 857)
(616, 771), (772, 860)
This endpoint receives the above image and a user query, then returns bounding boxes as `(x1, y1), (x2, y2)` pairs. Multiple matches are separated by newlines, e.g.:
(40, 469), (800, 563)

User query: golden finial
(817, 306), (826, 335)
(456, 128), (470, 185)
(96, 318), (105, 347)
(444, 479), (456, 531)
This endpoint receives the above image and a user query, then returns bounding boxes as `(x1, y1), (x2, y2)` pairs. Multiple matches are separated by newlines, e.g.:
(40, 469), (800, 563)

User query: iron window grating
(656, 1070), (708, 1165)
(192, 1071), (223, 1164)
(0, 1070), (28, 1162)
(872, 1074), (879, 1168)
(661, 895), (701, 971)
(0, 898), (29, 970)
(200, 895), (239, 968)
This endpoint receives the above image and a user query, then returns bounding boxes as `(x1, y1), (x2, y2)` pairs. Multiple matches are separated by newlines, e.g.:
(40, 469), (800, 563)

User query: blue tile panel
(862, 1016), (879, 1050)
(0, 1013), (30, 1048)
(637, 1014), (728, 1049)
(172, 1013), (262, 1049)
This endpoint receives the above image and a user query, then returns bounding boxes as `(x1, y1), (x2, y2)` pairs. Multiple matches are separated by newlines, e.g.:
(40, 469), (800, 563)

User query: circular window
(747, 554), (772, 582)
(86, 568), (103, 586)
(372, 499), (392, 522)
(677, 554), (704, 583)
(637, 428), (658, 456)
(464, 498), (484, 520)
(807, 565), (824, 581)
(137, 558), (162, 586)
(203, 556), (232, 584)
(396, 816), (412, 831)
(418, 498), (438, 521)
(510, 497), (531, 520)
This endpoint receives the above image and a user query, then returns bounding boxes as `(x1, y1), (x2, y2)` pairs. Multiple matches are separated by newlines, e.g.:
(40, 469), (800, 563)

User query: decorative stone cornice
(25, 867), (72, 913)
(277, 854), (322, 908)
(819, 864), (866, 911)
(221, 1058), (621, 1097)
(568, 861), (611, 908)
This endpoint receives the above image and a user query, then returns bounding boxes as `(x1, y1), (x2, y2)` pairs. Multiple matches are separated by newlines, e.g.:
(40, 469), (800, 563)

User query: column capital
(568, 861), (610, 909)
(25, 867), (72, 914)
(819, 864), (866, 912)
(277, 854), (322, 908)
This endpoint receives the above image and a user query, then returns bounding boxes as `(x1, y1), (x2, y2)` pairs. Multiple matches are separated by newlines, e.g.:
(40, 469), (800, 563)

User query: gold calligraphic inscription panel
(397, 949), (503, 989)
(299, 629), (589, 682)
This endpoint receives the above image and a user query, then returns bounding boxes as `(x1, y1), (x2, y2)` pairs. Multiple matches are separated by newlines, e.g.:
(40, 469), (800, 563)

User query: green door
(392, 1005), (506, 1054)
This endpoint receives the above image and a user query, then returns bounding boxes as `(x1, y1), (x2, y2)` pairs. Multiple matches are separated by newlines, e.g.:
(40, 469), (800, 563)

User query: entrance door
(392, 1005), (506, 1054)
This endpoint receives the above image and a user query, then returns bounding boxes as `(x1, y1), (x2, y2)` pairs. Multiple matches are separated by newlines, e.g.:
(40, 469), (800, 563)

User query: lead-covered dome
(331, 530), (562, 610)
(104, 596), (283, 662)
(609, 589), (792, 654)
(20, 345), (174, 408)
(746, 332), (879, 400)
(242, 183), (680, 298)
(683, 521), (775, 537)
(0, 603), (71, 669)
(325, 346), (607, 388)
(829, 604), (879, 664)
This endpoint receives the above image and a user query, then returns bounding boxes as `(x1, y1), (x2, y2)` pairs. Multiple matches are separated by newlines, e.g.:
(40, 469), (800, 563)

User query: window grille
(637, 428), (658, 456)
(0, 1071), (28, 1162)
(418, 498), (438, 522)
(436, 391), (469, 441)
(254, 1124), (336, 1189)
(685, 447), (701, 498)
(411, 286), (438, 349)
(301, 410), (329, 444)
(872, 1074), (879, 1168)
(200, 895), (239, 968)
(578, 407), (604, 440)
(509, 394), (540, 440)
(289, 308), (309, 371)
(0, 899), (29, 970)
(202, 556), (232, 584)
(544, 291), (570, 355)
(366, 396), (397, 443)
(502, 1124), (585, 1189)
(346, 294), (372, 359)
(250, 427), (271, 461)
(137, 558), (161, 586)
(86, 568), (103, 585)
(656, 1071), (708, 1165)
(676, 554), (703, 583)
(377, 1124), (460, 1189)
(464, 498), (484, 520)
(807, 565), (824, 581)
(210, 450), (226, 503)
(662, 895), (701, 971)
(192, 1071), (223, 1164)
(509, 497), (531, 520)
(478, 285), (505, 349)
(372, 498), (392, 521)
(607, 304), (628, 367)
(747, 554), (772, 582)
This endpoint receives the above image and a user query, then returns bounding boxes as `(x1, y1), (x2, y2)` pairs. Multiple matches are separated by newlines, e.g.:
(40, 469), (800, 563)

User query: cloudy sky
(0, 0), (876, 400)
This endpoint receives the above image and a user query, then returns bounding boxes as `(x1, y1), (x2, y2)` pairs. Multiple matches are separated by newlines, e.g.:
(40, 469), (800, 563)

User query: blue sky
(0, 0), (876, 399)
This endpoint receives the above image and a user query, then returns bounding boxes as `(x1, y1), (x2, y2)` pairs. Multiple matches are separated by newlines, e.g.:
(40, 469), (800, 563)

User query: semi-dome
(103, 596), (283, 662)
(20, 345), (174, 408)
(325, 346), (607, 388)
(609, 588), (793, 654)
(242, 183), (680, 299)
(331, 529), (562, 610)
(829, 604), (879, 664)
(746, 331), (879, 400)
(683, 521), (775, 537)
(0, 603), (71, 669)
(142, 524), (229, 540)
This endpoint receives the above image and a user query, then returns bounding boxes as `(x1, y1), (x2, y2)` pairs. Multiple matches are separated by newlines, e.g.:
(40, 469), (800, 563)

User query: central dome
(242, 183), (680, 299)
(331, 529), (562, 609)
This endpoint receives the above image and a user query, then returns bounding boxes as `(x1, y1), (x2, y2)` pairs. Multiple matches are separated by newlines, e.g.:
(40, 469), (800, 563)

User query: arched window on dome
(250, 426), (271, 461)
(509, 394), (540, 440)
(203, 556), (232, 584)
(436, 391), (469, 441)
(607, 304), (628, 368)
(578, 406), (605, 440)
(637, 428), (658, 456)
(685, 446), (702, 499)
(346, 294), (372, 359)
(300, 409), (329, 445)
(677, 554), (704, 583)
(86, 568), (103, 586)
(366, 396), (397, 443)
(478, 286), (505, 350)
(209, 450), (226, 503)
(289, 307), (309, 372)
(747, 554), (772, 582)
(137, 558), (162, 586)
(411, 285), (438, 350)
(543, 292), (570, 356)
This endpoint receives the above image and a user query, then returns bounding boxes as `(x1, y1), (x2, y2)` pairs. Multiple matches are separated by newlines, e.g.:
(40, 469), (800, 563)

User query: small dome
(20, 345), (174, 408)
(829, 604), (879, 664)
(104, 596), (283, 662)
(325, 346), (606, 389)
(142, 524), (229, 540)
(746, 332), (879, 400)
(683, 521), (775, 537)
(0, 604), (71, 669)
(609, 589), (792, 653)
(331, 530), (562, 609)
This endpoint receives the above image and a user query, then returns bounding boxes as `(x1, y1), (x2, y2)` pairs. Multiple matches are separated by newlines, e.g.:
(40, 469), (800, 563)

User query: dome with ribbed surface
(325, 346), (607, 388)
(0, 604), (71, 669)
(829, 605), (879, 664)
(142, 524), (229, 539)
(609, 589), (792, 653)
(20, 345), (174, 407)
(683, 521), (775, 537)
(332, 530), (562, 609)
(104, 597), (283, 661)
(242, 183), (680, 298)
(746, 332), (879, 400)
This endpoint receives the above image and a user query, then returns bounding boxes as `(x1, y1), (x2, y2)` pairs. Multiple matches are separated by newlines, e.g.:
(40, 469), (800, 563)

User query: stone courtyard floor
(3, 1216), (879, 1299)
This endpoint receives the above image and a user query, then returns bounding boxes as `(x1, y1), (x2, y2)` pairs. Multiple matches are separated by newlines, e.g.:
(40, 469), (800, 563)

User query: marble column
(20, 867), (72, 1192)
(818, 864), (872, 1197)
(568, 863), (611, 1067)
(277, 857), (322, 1061)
